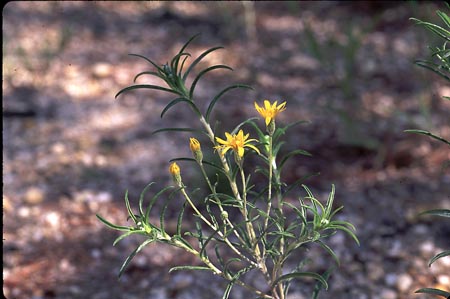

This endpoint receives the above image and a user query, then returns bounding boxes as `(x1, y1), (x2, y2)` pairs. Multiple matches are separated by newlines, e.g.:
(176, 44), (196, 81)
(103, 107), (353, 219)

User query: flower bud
(169, 162), (182, 186)
(220, 210), (229, 220)
(189, 138), (203, 163)
(267, 119), (276, 135)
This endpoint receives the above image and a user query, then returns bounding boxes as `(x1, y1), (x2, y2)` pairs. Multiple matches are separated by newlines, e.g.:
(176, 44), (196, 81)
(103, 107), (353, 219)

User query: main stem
(199, 116), (273, 285)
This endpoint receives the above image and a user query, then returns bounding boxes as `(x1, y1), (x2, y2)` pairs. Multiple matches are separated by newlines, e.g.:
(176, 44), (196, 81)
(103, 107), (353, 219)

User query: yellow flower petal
(255, 99), (287, 126)
(214, 130), (259, 159)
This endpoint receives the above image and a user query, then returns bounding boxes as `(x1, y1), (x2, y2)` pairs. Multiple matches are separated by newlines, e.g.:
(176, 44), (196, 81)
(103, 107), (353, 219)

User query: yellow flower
(169, 162), (182, 186)
(189, 137), (203, 163)
(169, 162), (181, 175)
(254, 100), (286, 126)
(215, 129), (260, 158)
(189, 138), (201, 152)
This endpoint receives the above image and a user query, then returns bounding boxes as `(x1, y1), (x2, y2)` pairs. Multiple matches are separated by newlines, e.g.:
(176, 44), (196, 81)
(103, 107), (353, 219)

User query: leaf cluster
(411, 4), (450, 82)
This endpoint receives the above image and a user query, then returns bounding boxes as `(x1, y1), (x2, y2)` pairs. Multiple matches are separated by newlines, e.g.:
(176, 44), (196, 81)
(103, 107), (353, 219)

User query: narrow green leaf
(284, 173), (320, 194)
(411, 18), (450, 41)
(189, 65), (233, 99)
(246, 119), (266, 140)
(418, 209), (450, 218)
(205, 84), (254, 121)
(113, 230), (146, 246)
(222, 281), (233, 299)
(139, 182), (155, 219)
(272, 141), (286, 157)
(115, 84), (182, 99)
(133, 71), (163, 83)
(199, 228), (221, 258)
(324, 184), (336, 219)
(215, 245), (225, 267)
(182, 46), (224, 82)
(326, 225), (360, 246)
(96, 214), (131, 231)
(128, 53), (163, 72)
(268, 230), (296, 239)
(312, 267), (334, 299)
(316, 240), (340, 266)
(329, 219), (356, 231)
(160, 189), (177, 234)
(169, 265), (212, 273)
(271, 272), (328, 290)
(178, 34), (200, 55)
(283, 202), (307, 225)
(124, 190), (137, 224)
(429, 250), (450, 267)
(279, 149), (312, 170)
(145, 186), (174, 222)
(436, 10), (450, 28)
(405, 129), (450, 145)
(230, 117), (260, 135)
(195, 220), (204, 254)
(171, 52), (191, 75)
(160, 97), (201, 118)
(178, 54), (190, 77)
(176, 202), (187, 236)
(415, 288), (450, 298)
(119, 238), (154, 277)
(414, 61), (450, 81)
(171, 235), (194, 250)
(273, 120), (309, 142)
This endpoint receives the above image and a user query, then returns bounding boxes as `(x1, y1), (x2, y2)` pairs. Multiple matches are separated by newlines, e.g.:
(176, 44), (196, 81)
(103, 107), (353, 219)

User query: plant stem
(197, 163), (258, 267)
(199, 115), (268, 275)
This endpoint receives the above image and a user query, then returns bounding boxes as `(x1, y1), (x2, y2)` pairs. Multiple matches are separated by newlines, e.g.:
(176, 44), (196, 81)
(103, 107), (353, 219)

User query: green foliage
(410, 4), (450, 81)
(409, 5), (450, 298)
(98, 35), (358, 299)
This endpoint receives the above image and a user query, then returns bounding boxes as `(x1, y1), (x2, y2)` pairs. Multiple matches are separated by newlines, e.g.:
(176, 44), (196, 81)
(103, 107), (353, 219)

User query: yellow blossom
(169, 162), (180, 175)
(189, 138), (201, 152)
(215, 129), (260, 158)
(189, 137), (203, 163)
(169, 162), (182, 186)
(254, 100), (286, 126)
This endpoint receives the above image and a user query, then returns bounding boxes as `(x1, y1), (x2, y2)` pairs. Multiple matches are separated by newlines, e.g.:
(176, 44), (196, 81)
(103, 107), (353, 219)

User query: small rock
(59, 258), (75, 273)
(3, 195), (13, 212)
(45, 211), (60, 227)
(385, 273), (397, 286)
(419, 240), (435, 256)
(380, 288), (397, 299)
(437, 275), (449, 286)
(387, 240), (403, 257)
(412, 224), (428, 235)
(92, 63), (112, 78)
(24, 187), (44, 205)
(51, 142), (66, 154)
(90, 249), (102, 259)
(18, 206), (31, 217)
(396, 273), (413, 292)
(367, 262), (385, 281)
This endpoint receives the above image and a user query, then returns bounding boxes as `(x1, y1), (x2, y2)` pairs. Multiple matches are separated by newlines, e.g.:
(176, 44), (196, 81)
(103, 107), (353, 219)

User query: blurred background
(3, 2), (449, 299)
